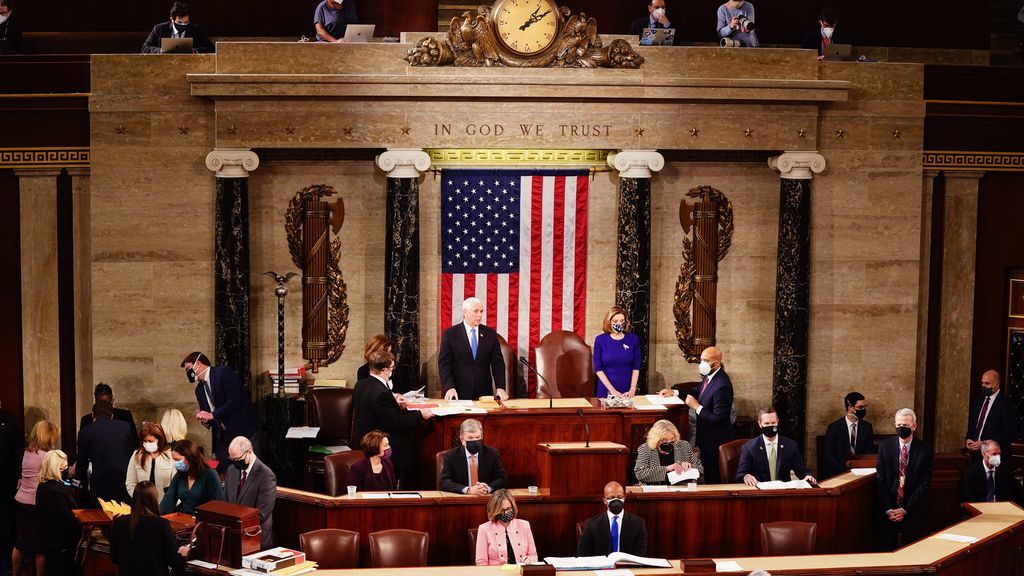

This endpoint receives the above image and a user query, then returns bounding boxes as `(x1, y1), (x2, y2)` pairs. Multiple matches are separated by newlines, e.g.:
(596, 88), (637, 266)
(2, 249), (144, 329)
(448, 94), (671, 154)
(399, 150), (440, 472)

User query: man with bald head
(578, 481), (647, 557)
(667, 346), (735, 483)
(439, 297), (508, 401)
(224, 436), (277, 549)
(965, 370), (1019, 463)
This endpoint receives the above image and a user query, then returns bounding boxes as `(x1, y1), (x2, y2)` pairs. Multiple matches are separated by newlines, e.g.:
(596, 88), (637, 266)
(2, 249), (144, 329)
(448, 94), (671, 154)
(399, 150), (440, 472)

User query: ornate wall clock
(405, 0), (644, 69)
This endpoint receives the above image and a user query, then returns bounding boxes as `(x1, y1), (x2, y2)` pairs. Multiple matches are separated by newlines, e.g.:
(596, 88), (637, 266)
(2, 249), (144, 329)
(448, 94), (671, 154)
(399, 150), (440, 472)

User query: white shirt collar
(371, 373), (392, 390)
(463, 321), (481, 339)
(762, 435), (778, 446)
(607, 509), (624, 523)
(899, 437), (913, 451)
(984, 460), (997, 474)
(985, 389), (1000, 402)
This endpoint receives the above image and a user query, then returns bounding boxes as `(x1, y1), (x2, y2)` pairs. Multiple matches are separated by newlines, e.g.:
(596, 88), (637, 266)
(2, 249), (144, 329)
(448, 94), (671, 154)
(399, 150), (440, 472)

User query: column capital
(205, 148), (259, 178)
(607, 149), (665, 178)
(376, 148), (431, 178)
(768, 151), (826, 180)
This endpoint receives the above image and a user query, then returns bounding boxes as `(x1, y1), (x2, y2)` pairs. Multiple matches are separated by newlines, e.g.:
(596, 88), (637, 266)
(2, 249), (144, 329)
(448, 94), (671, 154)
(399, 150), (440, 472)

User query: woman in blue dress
(593, 306), (642, 398)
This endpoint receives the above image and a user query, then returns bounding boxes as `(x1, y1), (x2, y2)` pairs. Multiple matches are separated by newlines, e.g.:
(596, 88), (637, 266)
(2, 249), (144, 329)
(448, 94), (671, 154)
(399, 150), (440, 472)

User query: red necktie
(239, 470), (247, 495)
(699, 376), (710, 398)
(975, 396), (991, 438)
(896, 444), (908, 506)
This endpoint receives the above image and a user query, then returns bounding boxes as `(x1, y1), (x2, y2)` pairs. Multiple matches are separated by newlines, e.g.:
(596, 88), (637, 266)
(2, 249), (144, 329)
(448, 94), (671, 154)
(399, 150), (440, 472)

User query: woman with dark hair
(126, 421), (175, 500)
(346, 430), (396, 492)
(160, 439), (223, 514)
(593, 305), (642, 398)
(111, 481), (188, 575)
(356, 334), (415, 395)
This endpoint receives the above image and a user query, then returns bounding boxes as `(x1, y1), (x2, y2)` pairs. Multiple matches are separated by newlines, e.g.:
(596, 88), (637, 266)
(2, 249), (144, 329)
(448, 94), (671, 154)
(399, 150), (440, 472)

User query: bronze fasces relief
(285, 184), (351, 371)
(406, 1), (643, 69)
(674, 186), (734, 362)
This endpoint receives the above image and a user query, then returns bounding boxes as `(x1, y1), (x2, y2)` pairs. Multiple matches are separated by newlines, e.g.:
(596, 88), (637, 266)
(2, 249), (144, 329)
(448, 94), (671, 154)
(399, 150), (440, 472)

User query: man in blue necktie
(578, 481), (648, 557)
(439, 297), (509, 401)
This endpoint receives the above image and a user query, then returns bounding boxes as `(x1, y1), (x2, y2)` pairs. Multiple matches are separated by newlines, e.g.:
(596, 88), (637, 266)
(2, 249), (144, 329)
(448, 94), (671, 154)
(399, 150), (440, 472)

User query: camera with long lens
(736, 15), (755, 33)
(720, 37), (747, 48)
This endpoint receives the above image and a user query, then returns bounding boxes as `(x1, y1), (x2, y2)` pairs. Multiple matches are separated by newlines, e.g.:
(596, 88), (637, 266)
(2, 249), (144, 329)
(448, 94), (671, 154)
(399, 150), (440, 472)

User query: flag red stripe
(551, 176), (566, 331)
(573, 175), (589, 337)
(486, 275), (498, 330)
(507, 272), (520, 393)
(441, 273), (453, 335)
(529, 175), (544, 397)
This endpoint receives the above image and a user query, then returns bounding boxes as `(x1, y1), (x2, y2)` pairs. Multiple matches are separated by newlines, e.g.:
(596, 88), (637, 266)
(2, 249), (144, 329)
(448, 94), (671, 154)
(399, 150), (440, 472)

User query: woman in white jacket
(125, 422), (176, 500)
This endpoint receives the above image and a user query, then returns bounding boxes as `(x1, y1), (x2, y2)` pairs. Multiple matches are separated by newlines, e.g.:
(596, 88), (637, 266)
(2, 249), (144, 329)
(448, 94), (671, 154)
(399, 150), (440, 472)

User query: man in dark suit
(181, 351), (261, 474)
(681, 346), (734, 483)
(578, 481), (647, 557)
(224, 436), (277, 549)
(438, 419), (508, 495)
(876, 408), (933, 550)
(78, 383), (138, 442)
(76, 400), (136, 505)
(800, 8), (850, 57)
(628, 0), (672, 37)
(141, 2), (214, 54)
(965, 369), (1019, 464)
(961, 440), (1020, 504)
(821, 391), (875, 479)
(737, 407), (816, 485)
(354, 349), (434, 487)
(439, 297), (508, 401)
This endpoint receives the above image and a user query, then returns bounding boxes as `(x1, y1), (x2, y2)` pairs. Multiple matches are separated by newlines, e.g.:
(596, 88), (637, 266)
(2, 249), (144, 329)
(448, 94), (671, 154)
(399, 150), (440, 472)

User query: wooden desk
(274, 473), (876, 566)
(537, 442), (628, 496)
(409, 397), (687, 489)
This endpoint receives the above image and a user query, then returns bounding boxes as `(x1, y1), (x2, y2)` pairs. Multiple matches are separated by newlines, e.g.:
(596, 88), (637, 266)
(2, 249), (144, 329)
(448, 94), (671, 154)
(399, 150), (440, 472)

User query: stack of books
(266, 367), (306, 394)
(235, 547), (317, 575)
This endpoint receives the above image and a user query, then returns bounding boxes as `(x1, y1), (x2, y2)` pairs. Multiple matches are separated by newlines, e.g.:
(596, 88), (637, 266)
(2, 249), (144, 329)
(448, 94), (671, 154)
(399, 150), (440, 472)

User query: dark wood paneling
(0, 170), (24, 433)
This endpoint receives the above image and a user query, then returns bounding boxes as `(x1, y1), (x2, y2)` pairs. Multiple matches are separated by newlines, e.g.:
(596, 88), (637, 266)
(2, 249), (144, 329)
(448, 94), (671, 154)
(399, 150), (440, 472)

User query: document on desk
(667, 468), (700, 484)
(935, 533), (979, 544)
(631, 404), (667, 411)
(285, 426), (320, 439)
(594, 570), (635, 576)
(188, 560), (219, 570)
(357, 492), (391, 499)
(430, 406), (488, 416)
(756, 479), (812, 490)
(388, 492), (423, 498)
(644, 394), (684, 405)
(714, 560), (745, 572)
(544, 553), (670, 570)
(851, 468), (876, 476)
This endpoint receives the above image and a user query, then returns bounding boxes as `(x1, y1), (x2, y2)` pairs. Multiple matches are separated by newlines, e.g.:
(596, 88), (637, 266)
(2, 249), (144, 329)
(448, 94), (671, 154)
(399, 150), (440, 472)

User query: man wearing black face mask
(439, 419), (508, 495)
(821, 391), (875, 479)
(875, 408), (933, 550)
(578, 481), (647, 556)
(224, 436), (276, 549)
(965, 370), (1018, 464)
(141, 2), (215, 54)
(737, 407), (815, 486)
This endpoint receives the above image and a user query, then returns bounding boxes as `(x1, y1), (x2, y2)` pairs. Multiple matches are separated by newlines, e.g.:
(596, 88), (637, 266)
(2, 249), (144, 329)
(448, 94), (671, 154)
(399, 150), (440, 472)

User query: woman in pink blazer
(475, 489), (538, 565)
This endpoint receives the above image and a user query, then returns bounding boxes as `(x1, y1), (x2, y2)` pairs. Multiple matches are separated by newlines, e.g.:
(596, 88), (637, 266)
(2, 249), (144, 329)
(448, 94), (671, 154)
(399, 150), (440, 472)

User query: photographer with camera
(717, 0), (759, 47)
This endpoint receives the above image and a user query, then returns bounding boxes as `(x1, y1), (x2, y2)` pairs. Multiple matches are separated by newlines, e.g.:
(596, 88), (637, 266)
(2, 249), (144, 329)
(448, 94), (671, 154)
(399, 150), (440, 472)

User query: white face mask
(822, 26), (835, 39)
(0, 13), (9, 25)
(988, 454), (1001, 468)
(143, 441), (160, 454)
(698, 360), (712, 376)
(652, 7), (665, 19)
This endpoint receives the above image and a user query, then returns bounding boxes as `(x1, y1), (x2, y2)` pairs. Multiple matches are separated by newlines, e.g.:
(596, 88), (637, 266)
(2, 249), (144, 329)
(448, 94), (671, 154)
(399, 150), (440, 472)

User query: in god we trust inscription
(406, 0), (643, 69)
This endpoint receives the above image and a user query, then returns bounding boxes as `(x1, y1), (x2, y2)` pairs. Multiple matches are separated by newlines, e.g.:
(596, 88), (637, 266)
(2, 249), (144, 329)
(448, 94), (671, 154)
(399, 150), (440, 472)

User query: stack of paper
(431, 406), (488, 416)
(97, 498), (131, 517)
(643, 394), (684, 405)
(851, 468), (876, 476)
(714, 560), (745, 572)
(756, 479), (813, 490)
(667, 468), (700, 484)
(544, 553), (671, 570)
(285, 427), (319, 439)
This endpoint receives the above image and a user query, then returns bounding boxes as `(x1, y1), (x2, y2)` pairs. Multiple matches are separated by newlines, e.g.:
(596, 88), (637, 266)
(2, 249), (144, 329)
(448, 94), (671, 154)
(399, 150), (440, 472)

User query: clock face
(494, 0), (560, 56)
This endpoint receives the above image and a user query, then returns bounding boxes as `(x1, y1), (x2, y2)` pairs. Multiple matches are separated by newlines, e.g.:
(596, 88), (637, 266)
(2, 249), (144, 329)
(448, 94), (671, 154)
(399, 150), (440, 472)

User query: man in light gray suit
(224, 436), (277, 549)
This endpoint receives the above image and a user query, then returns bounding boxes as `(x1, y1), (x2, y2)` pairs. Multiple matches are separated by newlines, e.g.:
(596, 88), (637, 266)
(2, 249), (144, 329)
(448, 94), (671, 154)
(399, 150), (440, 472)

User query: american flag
(440, 169), (589, 396)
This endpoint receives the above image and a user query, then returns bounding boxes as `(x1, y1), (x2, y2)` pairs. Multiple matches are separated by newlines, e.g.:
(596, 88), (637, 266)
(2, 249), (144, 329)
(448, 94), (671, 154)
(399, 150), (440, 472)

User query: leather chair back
(718, 438), (748, 484)
(496, 333), (517, 399)
(575, 521), (584, 546)
(467, 528), (478, 564)
(299, 529), (359, 569)
(368, 529), (430, 568)
(760, 521), (817, 556)
(534, 331), (593, 398)
(435, 450), (447, 490)
(323, 450), (365, 496)
(307, 386), (355, 445)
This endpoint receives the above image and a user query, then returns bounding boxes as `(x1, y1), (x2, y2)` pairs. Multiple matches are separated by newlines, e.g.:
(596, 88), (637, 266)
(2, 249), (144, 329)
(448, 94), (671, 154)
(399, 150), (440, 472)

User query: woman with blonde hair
(12, 420), (59, 576)
(475, 489), (538, 565)
(593, 305), (642, 398)
(160, 408), (188, 443)
(634, 419), (704, 485)
(35, 450), (79, 575)
(125, 421), (176, 500)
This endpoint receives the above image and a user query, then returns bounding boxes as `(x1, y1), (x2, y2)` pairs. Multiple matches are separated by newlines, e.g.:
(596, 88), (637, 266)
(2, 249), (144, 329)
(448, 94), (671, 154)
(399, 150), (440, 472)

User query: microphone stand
(519, 356), (553, 409)
(576, 408), (590, 448)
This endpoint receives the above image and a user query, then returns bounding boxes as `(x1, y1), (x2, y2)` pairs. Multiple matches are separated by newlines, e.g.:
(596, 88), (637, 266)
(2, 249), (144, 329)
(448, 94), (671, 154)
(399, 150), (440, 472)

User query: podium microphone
(576, 408), (590, 448)
(519, 356), (553, 409)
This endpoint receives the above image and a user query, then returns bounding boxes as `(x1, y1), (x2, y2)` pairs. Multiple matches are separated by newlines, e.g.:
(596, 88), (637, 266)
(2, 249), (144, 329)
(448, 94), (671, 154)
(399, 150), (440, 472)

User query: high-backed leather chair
(368, 529), (430, 568)
(534, 331), (592, 398)
(299, 529), (360, 569)
(323, 450), (364, 496)
(760, 521), (817, 555)
(305, 386), (356, 490)
(718, 438), (748, 483)
(467, 528), (478, 564)
(496, 333), (517, 399)
(435, 450), (447, 490)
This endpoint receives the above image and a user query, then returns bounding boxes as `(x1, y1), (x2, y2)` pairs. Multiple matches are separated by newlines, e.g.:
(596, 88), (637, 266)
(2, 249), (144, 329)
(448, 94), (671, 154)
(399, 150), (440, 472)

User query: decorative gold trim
(923, 151), (1024, 172)
(0, 147), (90, 169)
(426, 148), (609, 166)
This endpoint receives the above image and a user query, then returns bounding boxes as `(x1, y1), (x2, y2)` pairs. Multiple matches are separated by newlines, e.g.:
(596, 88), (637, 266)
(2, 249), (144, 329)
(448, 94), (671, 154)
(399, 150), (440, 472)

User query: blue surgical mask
(174, 459), (189, 473)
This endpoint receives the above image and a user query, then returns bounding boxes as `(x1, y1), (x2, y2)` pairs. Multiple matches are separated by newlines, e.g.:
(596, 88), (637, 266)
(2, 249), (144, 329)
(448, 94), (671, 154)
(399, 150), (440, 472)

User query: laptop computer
(822, 43), (852, 61)
(343, 24), (375, 43)
(640, 27), (675, 46)
(161, 37), (194, 54)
